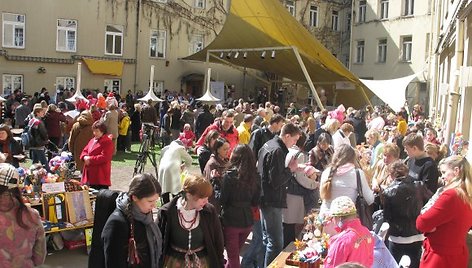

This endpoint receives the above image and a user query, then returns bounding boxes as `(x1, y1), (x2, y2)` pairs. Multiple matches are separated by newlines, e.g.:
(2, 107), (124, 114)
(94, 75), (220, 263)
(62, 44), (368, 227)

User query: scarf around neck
(116, 192), (162, 267)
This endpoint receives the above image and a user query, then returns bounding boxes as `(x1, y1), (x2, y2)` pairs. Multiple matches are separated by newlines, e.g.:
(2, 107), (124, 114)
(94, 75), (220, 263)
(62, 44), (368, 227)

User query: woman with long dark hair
(220, 144), (260, 268)
(197, 129), (220, 173)
(0, 163), (46, 267)
(0, 124), (24, 167)
(203, 137), (230, 213)
(102, 173), (162, 268)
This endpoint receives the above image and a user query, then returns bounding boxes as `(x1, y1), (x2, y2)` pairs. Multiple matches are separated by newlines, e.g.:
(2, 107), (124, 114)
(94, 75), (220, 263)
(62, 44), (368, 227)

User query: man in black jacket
(248, 114), (285, 158)
(195, 105), (214, 139)
(28, 104), (49, 171)
(257, 123), (301, 266)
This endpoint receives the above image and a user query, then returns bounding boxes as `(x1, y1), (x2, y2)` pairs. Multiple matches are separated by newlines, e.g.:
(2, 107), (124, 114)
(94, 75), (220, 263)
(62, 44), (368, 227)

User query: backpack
(21, 119), (34, 148)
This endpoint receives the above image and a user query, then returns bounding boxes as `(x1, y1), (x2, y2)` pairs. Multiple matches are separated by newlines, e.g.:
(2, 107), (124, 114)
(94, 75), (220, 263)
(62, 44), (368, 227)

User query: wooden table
(269, 242), (297, 267)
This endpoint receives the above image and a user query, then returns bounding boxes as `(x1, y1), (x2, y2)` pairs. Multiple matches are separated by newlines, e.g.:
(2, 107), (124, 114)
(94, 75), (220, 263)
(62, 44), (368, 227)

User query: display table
(269, 242), (324, 268)
(269, 242), (297, 267)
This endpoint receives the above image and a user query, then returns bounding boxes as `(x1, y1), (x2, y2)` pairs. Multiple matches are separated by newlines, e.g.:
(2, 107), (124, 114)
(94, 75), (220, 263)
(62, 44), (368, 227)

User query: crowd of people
(0, 85), (472, 268)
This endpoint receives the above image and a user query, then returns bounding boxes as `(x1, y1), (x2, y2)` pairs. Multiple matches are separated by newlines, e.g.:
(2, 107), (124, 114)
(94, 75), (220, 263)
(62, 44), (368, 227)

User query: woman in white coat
(158, 140), (193, 203)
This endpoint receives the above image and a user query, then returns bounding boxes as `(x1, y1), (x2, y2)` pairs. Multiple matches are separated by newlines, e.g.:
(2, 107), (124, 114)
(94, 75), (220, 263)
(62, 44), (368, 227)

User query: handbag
(355, 169), (374, 230)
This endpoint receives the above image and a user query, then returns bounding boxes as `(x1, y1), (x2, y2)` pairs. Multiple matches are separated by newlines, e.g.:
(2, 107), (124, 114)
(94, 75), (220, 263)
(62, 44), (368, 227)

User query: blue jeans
(30, 148), (50, 172)
(241, 218), (265, 268)
(261, 206), (284, 266)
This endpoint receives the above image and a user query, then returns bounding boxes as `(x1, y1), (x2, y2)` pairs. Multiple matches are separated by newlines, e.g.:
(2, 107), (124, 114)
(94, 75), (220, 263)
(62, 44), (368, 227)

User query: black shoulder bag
(355, 169), (373, 230)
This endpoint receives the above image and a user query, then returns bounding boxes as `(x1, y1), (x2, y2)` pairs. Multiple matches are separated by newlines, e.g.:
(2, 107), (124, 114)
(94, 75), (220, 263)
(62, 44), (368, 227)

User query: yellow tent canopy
(184, 0), (372, 108)
(83, 58), (124, 77)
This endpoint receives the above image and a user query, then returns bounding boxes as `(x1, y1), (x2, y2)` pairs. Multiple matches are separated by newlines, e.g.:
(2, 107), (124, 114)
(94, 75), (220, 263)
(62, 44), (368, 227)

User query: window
(356, 40), (365, 63)
(358, 1), (366, 22)
(286, 0), (296, 16)
(378, 39), (387, 63)
(56, 77), (75, 91)
(56, 19), (77, 52)
(2, 74), (23, 96)
(309, 5), (318, 27)
(404, 0), (414, 16)
(401, 36), (412, 61)
(380, 0), (389, 19)
(195, 0), (205, 8)
(150, 30), (166, 58)
(105, 25), (123, 55)
(331, 11), (339, 31)
(153, 81), (164, 96)
(189, 34), (204, 55)
(347, 13), (352, 31)
(2, 13), (25, 49)
(104, 79), (121, 94)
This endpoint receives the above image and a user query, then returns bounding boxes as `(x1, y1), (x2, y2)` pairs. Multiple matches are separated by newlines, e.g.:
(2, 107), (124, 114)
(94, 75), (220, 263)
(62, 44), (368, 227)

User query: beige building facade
(427, 0), (472, 144)
(350, 0), (432, 107)
(0, 0), (264, 99)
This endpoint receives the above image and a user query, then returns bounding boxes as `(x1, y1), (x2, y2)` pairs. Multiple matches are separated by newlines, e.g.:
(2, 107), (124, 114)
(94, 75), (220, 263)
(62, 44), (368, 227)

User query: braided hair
(125, 173), (162, 223)
(320, 144), (358, 200)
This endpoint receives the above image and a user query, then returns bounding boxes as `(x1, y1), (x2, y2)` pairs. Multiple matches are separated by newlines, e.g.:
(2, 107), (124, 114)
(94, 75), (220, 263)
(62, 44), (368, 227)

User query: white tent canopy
(137, 88), (163, 102)
(360, 73), (418, 112)
(66, 89), (88, 103)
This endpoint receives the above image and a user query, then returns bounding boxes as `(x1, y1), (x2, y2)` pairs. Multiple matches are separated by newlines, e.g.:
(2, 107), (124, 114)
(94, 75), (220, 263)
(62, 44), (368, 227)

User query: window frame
(403, 0), (414, 16)
(380, 0), (389, 19)
(331, 10), (339, 31)
(358, 0), (366, 23)
(356, 40), (365, 64)
(286, 0), (296, 16)
(401, 36), (413, 62)
(309, 4), (318, 27)
(105, 25), (124, 56)
(56, 19), (77, 52)
(189, 34), (204, 55)
(2, 13), (25, 49)
(2, 74), (23, 96)
(55, 77), (76, 91)
(194, 0), (205, 9)
(150, 29), (166, 59)
(104, 79), (121, 95)
(377, 39), (387, 63)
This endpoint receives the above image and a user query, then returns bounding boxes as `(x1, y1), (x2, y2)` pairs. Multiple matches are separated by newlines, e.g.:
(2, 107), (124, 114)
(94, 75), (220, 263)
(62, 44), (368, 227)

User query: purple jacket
(324, 218), (374, 268)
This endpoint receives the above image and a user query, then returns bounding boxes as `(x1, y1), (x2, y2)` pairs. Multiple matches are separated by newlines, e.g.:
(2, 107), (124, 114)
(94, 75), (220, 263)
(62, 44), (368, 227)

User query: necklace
(178, 209), (199, 230)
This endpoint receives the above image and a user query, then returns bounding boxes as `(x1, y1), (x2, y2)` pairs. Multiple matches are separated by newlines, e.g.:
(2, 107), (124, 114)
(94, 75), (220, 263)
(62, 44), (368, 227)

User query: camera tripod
(133, 123), (159, 177)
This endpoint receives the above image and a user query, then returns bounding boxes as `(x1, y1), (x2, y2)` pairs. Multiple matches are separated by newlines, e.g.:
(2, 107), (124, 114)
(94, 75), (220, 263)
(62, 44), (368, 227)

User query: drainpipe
(133, 0), (142, 93)
(444, 18), (464, 144)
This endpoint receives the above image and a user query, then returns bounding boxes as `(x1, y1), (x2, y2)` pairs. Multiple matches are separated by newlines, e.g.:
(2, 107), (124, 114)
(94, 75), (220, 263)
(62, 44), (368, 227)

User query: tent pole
(358, 85), (373, 107)
(209, 54), (271, 86)
(292, 47), (324, 110)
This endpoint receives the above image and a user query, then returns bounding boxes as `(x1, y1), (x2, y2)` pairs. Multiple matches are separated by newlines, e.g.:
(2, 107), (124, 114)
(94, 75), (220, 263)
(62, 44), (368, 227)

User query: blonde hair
(365, 129), (380, 142)
(320, 144), (358, 200)
(323, 118), (340, 134)
(439, 155), (472, 207)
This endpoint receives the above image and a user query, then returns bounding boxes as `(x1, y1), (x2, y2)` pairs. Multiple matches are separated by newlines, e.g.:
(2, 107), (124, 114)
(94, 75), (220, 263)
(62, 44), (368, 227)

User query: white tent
(360, 73), (418, 112)
(196, 68), (221, 103)
(65, 89), (88, 103)
(137, 89), (163, 102)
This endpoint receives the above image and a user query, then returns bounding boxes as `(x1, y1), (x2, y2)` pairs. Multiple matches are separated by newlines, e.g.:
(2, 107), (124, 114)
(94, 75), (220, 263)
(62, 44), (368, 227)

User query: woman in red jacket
(416, 155), (472, 268)
(80, 120), (114, 189)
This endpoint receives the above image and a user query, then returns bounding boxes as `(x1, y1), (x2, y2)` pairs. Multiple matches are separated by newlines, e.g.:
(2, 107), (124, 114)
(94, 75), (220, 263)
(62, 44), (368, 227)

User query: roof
(184, 0), (373, 107)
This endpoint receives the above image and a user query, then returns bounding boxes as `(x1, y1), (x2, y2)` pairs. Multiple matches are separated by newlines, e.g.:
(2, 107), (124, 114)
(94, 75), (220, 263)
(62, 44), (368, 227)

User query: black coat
(382, 177), (422, 237)
(351, 116), (367, 145)
(101, 208), (152, 268)
(157, 195), (225, 268)
(220, 168), (260, 228)
(257, 136), (293, 208)
(248, 126), (276, 158)
(195, 110), (214, 138)
(29, 118), (48, 147)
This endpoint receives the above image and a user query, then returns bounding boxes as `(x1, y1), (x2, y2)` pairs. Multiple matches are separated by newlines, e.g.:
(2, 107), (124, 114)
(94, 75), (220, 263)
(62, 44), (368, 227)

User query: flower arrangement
(49, 152), (75, 179)
(286, 212), (329, 266)
(451, 132), (469, 156)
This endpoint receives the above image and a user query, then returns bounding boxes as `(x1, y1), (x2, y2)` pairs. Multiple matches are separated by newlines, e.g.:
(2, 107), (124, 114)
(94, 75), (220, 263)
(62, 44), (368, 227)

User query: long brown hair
(228, 144), (257, 193)
(320, 144), (358, 200)
(439, 156), (472, 207)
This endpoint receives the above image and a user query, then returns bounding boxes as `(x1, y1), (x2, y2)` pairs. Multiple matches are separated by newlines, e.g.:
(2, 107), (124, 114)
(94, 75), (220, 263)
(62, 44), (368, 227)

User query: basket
(286, 252), (321, 268)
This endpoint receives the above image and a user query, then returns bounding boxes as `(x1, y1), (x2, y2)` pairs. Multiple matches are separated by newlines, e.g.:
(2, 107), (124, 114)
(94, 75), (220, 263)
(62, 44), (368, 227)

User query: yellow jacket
(118, 116), (131, 136)
(237, 122), (251, 145)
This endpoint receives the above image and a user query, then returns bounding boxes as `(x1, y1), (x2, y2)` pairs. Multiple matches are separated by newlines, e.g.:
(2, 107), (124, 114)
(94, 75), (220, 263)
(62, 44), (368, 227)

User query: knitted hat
(0, 163), (20, 189)
(330, 196), (357, 217)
